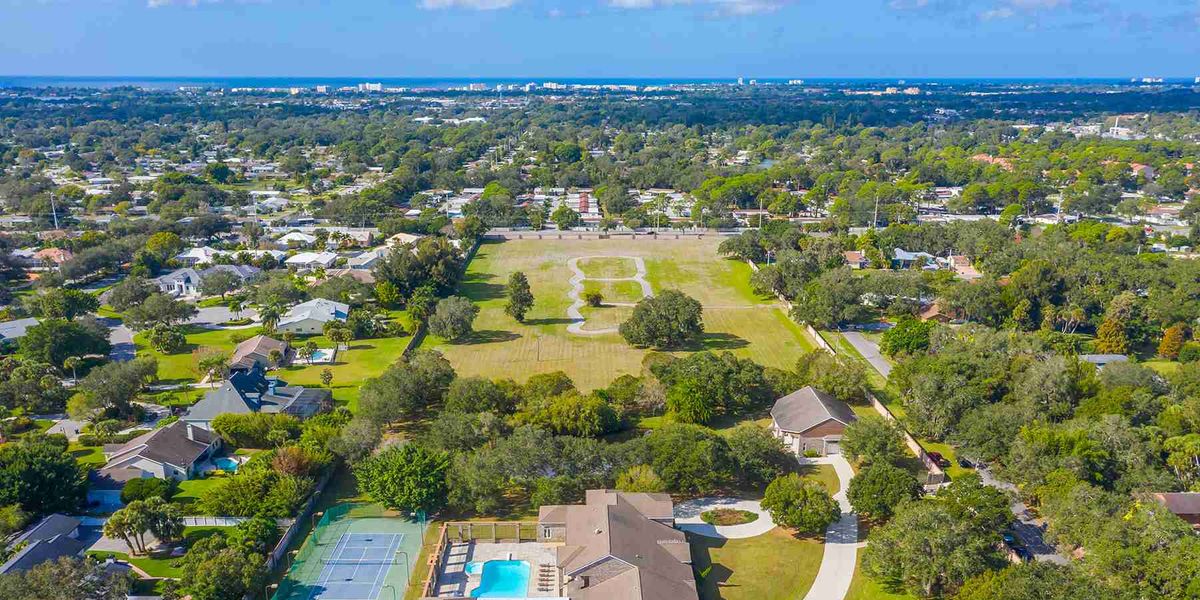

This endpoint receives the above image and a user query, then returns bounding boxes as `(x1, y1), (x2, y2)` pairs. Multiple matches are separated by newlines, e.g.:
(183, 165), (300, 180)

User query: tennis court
(274, 504), (425, 600)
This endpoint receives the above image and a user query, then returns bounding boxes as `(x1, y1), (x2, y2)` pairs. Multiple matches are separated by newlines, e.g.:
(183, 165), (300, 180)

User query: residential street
(840, 331), (892, 378)
(98, 316), (135, 362)
(977, 466), (1069, 564)
(841, 326), (1070, 564)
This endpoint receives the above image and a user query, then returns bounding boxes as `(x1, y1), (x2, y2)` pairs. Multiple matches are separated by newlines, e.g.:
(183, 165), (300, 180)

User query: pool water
(470, 560), (530, 598)
(214, 457), (239, 472)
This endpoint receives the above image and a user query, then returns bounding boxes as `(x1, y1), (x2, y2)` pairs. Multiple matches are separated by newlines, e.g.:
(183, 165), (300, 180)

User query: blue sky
(1, 0), (1198, 78)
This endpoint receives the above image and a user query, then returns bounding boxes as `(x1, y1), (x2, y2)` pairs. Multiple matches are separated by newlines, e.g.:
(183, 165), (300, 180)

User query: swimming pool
(470, 560), (530, 598)
(214, 457), (240, 472)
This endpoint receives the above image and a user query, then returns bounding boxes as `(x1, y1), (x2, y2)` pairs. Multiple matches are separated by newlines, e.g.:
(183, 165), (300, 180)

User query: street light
(264, 583), (278, 600)
(382, 584), (398, 600)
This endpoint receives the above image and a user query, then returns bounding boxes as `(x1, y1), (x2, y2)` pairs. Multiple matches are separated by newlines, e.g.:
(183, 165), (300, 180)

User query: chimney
(186, 423), (195, 441)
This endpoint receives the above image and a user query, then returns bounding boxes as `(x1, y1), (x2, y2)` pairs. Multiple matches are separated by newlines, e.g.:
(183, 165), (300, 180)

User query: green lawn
(135, 315), (413, 412)
(276, 323), (414, 412)
(581, 279), (646, 304)
(423, 238), (816, 391)
(1145, 359), (1181, 376)
(578, 256), (639, 278)
(845, 554), (918, 600)
(691, 526), (824, 600)
(135, 326), (259, 384)
(69, 443), (107, 467)
(171, 477), (228, 513)
(86, 526), (227, 578)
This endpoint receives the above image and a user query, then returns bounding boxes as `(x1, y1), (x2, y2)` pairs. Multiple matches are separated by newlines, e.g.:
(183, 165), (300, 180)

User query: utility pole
(50, 193), (59, 230)
(872, 196), (880, 230)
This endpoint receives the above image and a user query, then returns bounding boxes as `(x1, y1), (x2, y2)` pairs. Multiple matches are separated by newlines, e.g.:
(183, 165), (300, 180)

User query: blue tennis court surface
(308, 533), (405, 600)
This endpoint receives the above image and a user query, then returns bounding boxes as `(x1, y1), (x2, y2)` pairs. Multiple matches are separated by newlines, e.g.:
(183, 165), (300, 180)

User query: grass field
(136, 314), (413, 412)
(423, 238), (816, 390)
(691, 527), (824, 600)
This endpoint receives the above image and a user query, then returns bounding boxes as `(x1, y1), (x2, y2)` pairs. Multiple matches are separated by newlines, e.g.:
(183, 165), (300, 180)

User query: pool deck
(434, 541), (561, 598)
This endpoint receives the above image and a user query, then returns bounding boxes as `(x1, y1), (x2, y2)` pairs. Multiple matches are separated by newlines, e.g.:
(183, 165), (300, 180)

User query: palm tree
(302, 341), (319, 365)
(228, 299), (244, 320)
(259, 304), (282, 333)
(63, 356), (82, 385)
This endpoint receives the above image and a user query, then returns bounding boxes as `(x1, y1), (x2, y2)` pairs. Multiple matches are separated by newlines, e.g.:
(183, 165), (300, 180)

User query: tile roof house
(538, 490), (696, 600)
(33, 247), (73, 266)
(276, 298), (349, 335)
(1152, 492), (1200, 528)
(98, 420), (220, 482)
(0, 514), (85, 575)
(843, 250), (868, 269)
(183, 365), (331, 430)
(229, 335), (291, 371)
(769, 386), (857, 455)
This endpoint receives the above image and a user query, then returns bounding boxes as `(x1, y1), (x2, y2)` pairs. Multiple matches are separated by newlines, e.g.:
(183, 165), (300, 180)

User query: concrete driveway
(841, 331), (892, 378)
(800, 454), (860, 600)
(188, 305), (258, 328)
(675, 497), (776, 539)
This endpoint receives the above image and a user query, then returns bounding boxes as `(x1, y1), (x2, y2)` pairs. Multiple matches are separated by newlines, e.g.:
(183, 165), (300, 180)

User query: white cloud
(609, 0), (795, 16)
(419, 0), (519, 8)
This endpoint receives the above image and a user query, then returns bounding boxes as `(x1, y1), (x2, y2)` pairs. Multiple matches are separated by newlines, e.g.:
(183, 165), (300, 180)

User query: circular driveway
(674, 497), (776, 539)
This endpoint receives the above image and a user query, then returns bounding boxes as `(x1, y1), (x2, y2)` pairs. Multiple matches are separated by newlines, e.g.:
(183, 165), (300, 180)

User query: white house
(276, 298), (349, 335)
(175, 246), (221, 266)
(277, 231), (318, 247)
(285, 251), (339, 270)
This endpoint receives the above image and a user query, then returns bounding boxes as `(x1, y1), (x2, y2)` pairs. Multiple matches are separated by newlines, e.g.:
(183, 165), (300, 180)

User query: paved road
(97, 317), (135, 362)
(840, 331), (892, 378)
(800, 454), (860, 600)
(977, 466), (1068, 564)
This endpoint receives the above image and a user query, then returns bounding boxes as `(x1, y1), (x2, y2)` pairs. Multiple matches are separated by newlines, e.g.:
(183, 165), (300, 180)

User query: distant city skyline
(1, 1), (1198, 78)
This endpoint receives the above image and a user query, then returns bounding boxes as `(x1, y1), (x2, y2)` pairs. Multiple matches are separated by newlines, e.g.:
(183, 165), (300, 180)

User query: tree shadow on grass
(457, 330), (521, 345)
(687, 533), (735, 600)
(523, 317), (575, 326)
(459, 272), (505, 301)
(697, 332), (749, 351)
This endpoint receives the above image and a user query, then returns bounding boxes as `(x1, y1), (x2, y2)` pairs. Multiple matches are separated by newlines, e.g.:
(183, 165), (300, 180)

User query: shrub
(761, 473), (840, 535)
(121, 477), (177, 504)
(211, 413), (301, 448)
(1180, 342), (1200, 363)
(583, 291), (603, 307)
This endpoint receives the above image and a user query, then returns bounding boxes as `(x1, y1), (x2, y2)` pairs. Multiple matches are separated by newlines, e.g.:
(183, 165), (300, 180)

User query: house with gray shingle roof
(276, 298), (348, 335)
(769, 386), (857, 456)
(0, 514), (85, 575)
(183, 365), (331, 430)
(98, 420), (220, 482)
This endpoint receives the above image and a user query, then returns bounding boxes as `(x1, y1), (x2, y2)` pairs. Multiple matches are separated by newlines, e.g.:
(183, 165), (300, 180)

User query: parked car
(957, 456), (974, 469)
(927, 451), (951, 468)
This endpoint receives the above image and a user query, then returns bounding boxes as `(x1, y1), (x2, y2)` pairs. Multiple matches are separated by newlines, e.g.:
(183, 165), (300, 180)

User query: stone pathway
(674, 497), (777, 539)
(800, 454), (860, 600)
(564, 255), (652, 335)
